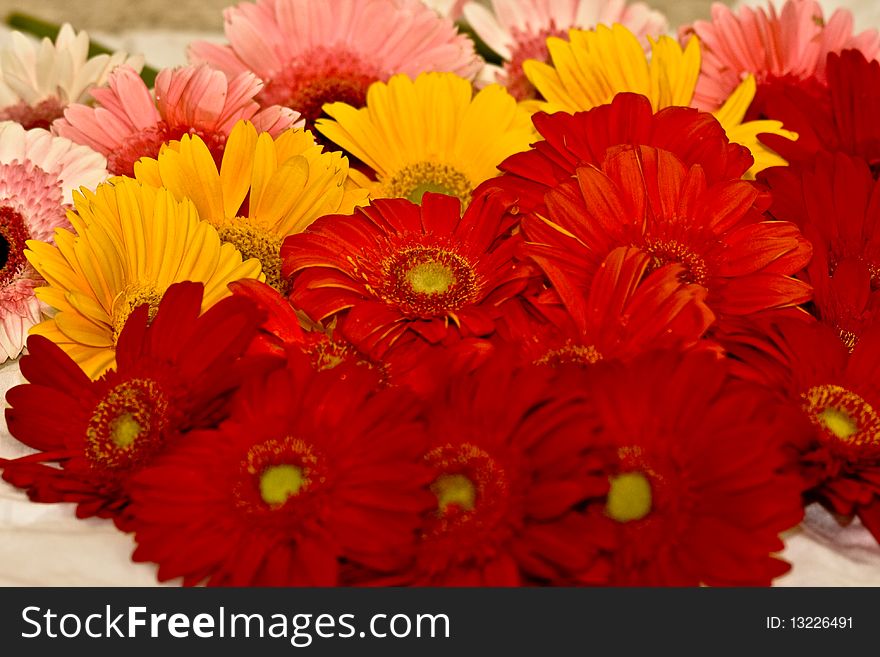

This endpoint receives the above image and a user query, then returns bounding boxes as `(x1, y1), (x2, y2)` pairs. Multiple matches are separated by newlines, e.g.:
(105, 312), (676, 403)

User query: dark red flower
(761, 151), (880, 347)
(391, 360), (615, 586)
(475, 92), (753, 215)
(723, 317), (880, 545)
(761, 50), (880, 173)
(524, 145), (812, 326)
(127, 351), (433, 586)
(1, 282), (266, 528)
(496, 246), (717, 367)
(282, 190), (535, 359)
(582, 349), (804, 585)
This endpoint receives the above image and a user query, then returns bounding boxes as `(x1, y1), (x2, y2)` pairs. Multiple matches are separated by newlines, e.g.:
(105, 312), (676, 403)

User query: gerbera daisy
(463, 0), (668, 99)
(0, 24), (142, 130)
(282, 190), (535, 359)
(126, 349), (434, 586)
(54, 64), (301, 177)
(724, 318), (880, 545)
(524, 146), (813, 324)
(684, 0), (880, 113)
(316, 72), (535, 203)
(1, 282), (266, 529)
(480, 91), (753, 215)
(583, 349), (804, 585)
(761, 151), (880, 347)
(522, 24), (797, 177)
(133, 120), (368, 293)
(760, 50), (880, 172)
(25, 177), (262, 378)
(497, 246), (716, 367)
(188, 0), (481, 126)
(390, 359), (615, 585)
(0, 121), (108, 363)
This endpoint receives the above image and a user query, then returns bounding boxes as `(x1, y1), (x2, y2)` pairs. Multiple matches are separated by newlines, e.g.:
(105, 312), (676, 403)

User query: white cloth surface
(1, 357), (879, 586)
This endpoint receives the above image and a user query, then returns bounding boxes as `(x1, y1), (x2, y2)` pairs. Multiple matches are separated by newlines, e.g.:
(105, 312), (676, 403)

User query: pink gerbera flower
(463, 0), (668, 99)
(685, 0), (880, 112)
(188, 0), (482, 125)
(54, 64), (301, 177)
(0, 121), (107, 362)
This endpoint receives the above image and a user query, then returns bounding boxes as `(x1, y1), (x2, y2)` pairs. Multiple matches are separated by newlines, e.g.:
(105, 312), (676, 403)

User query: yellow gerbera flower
(25, 177), (262, 378)
(133, 120), (368, 292)
(315, 72), (535, 204)
(523, 24), (797, 177)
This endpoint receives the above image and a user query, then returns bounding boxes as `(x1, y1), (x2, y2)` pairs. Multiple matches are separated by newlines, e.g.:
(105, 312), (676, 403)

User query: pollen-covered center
(423, 443), (508, 539)
(381, 246), (479, 317)
(606, 471), (653, 523)
(802, 384), (880, 459)
(641, 238), (709, 286)
(0, 205), (33, 287)
(259, 464), (306, 507)
(535, 342), (603, 367)
(111, 284), (164, 343)
(0, 98), (66, 131)
(431, 473), (476, 513)
(217, 222), (284, 292)
(384, 162), (473, 205)
(238, 436), (324, 516)
(86, 378), (170, 471)
(260, 48), (381, 126)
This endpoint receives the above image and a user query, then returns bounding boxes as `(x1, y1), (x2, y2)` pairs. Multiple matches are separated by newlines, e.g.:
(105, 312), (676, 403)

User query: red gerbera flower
(761, 151), (880, 347)
(724, 318), (880, 543)
(127, 351), (433, 586)
(582, 349), (804, 586)
(496, 246), (716, 367)
(383, 359), (614, 586)
(282, 190), (535, 359)
(524, 145), (813, 326)
(476, 92), (753, 215)
(761, 50), (880, 173)
(1, 282), (265, 528)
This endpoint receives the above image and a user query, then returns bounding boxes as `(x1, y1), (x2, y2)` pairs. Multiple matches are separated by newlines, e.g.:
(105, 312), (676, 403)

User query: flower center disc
(382, 246), (478, 317)
(259, 464), (306, 507)
(431, 473), (476, 513)
(803, 384), (880, 459)
(217, 222), (284, 292)
(606, 471), (653, 523)
(535, 342), (603, 367)
(642, 238), (709, 286)
(86, 378), (170, 471)
(0, 206), (31, 287)
(111, 284), (164, 343)
(260, 48), (381, 126)
(0, 98), (66, 130)
(384, 162), (473, 205)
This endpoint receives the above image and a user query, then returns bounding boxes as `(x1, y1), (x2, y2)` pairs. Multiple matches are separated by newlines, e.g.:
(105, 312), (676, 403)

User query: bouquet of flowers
(1, 0), (878, 586)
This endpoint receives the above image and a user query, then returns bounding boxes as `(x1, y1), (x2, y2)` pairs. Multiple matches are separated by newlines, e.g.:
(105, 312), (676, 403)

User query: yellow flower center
(217, 222), (283, 293)
(111, 284), (164, 343)
(108, 413), (142, 449)
(381, 246), (478, 317)
(259, 464), (306, 507)
(85, 378), (170, 471)
(642, 238), (709, 286)
(606, 471), (653, 523)
(384, 161), (472, 204)
(802, 384), (880, 458)
(535, 343), (603, 367)
(431, 473), (476, 513)
(406, 261), (456, 294)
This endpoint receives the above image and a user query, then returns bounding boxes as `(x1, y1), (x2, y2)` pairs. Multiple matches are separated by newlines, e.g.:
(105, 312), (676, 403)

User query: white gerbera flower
(0, 24), (143, 130)
(0, 121), (108, 362)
